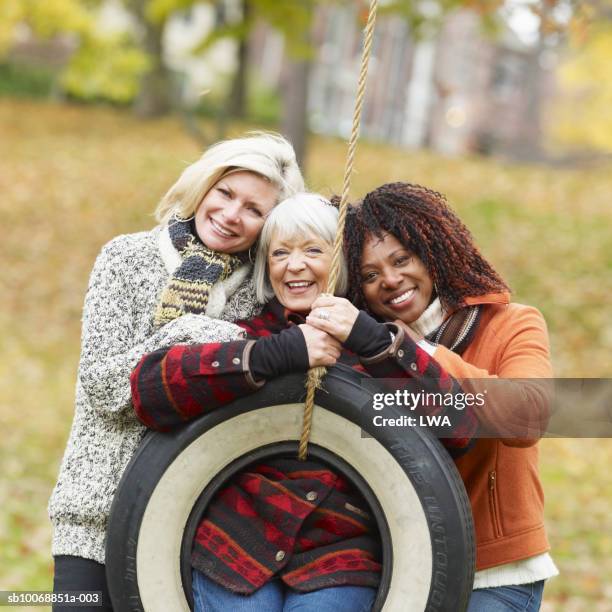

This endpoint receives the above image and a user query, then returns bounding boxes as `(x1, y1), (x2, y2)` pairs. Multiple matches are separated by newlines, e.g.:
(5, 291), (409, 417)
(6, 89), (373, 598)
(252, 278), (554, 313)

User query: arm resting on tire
(358, 322), (478, 457)
(131, 328), (309, 431)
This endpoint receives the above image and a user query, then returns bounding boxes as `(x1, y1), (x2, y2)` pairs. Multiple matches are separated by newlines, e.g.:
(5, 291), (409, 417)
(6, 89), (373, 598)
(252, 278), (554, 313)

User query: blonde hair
(155, 132), (305, 224)
(253, 193), (348, 303)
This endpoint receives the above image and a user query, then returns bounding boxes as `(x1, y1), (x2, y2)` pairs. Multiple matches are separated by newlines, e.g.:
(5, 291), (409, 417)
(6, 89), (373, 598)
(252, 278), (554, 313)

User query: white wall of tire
(107, 369), (474, 612)
(137, 404), (432, 611)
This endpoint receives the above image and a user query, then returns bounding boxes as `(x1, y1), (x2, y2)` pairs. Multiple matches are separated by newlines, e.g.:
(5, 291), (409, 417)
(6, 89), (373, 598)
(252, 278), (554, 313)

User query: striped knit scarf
(411, 297), (482, 355)
(427, 305), (481, 354)
(154, 217), (245, 328)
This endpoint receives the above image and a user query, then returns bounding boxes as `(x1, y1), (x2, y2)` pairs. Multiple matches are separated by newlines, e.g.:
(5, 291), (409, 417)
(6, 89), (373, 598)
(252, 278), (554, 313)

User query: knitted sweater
(48, 225), (260, 564)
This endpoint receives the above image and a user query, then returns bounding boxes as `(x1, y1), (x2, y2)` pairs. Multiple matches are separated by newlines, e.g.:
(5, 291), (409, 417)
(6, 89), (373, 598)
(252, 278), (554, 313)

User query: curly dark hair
(344, 182), (509, 312)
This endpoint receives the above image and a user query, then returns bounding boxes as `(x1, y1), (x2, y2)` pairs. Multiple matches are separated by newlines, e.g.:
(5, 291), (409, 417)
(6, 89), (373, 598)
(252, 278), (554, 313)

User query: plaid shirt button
(410, 362), (418, 371)
(398, 349), (404, 358)
(306, 491), (318, 502)
(275, 550), (286, 562)
(232, 357), (241, 365)
(211, 361), (220, 367)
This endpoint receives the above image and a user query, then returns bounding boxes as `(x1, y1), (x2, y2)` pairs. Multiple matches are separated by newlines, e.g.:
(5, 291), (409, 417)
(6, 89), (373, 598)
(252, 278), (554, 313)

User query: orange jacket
(433, 293), (553, 570)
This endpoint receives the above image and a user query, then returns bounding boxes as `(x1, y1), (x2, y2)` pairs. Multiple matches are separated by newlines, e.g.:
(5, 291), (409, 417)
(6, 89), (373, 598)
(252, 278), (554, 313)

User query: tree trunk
(281, 55), (311, 170)
(128, 0), (173, 118)
(228, 0), (250, 118)
(135, 66), (174, 118)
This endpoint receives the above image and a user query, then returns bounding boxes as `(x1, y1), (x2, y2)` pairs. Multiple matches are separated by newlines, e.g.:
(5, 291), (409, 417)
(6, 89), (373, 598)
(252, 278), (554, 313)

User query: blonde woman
(49, 134), (304, 612)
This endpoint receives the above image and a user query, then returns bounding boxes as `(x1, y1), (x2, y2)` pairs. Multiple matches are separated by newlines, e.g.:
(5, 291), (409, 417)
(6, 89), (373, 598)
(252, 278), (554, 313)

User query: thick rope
(298, 0), (379, 460)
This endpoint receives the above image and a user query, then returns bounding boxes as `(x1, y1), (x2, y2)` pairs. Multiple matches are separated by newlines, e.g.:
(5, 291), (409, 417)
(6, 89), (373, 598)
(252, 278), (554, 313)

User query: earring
(433, 281), (440, 301)
(248, 246), (255, 264)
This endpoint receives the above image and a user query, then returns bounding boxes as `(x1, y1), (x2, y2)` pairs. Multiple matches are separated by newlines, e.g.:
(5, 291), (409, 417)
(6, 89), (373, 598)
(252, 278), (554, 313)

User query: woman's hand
(299, 324), (342, 368)
(306, 295), (360, 342)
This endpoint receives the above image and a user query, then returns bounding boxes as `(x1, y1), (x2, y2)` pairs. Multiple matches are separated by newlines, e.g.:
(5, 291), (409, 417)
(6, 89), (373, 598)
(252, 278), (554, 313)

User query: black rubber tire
(106, 365), (475, 612)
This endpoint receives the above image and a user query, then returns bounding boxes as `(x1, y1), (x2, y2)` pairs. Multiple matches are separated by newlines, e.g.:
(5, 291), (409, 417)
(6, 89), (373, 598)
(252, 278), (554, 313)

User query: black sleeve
(250, 326), (310, 380)
(343, 311), (393, 357)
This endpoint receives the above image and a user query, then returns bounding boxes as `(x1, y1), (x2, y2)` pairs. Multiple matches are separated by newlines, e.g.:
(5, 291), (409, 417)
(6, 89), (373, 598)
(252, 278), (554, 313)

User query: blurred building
(299, 6), (554, 157)
(8, 1), (554, 158)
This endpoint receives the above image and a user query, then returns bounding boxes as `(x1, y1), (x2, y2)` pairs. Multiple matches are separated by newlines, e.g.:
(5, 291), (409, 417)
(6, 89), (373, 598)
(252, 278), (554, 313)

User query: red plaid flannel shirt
(130, 300), (478, 593)
(192, 457), (381, 594)
(131, 299), (477, 448)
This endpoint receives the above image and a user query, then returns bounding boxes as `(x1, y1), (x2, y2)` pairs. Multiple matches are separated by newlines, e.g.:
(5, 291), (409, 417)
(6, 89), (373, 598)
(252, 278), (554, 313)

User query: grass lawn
(0, 99), (610, 610)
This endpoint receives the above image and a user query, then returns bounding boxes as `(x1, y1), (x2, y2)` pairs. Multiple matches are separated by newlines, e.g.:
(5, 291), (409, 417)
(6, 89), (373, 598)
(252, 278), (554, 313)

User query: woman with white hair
(49, 133), (304, 611)
(133, 194), (379, 611)
(132, 194), (477, 611)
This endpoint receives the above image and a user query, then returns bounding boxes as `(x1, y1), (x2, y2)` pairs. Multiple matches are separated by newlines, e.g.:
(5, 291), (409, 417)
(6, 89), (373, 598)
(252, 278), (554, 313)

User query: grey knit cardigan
(48, 225), (260, 563)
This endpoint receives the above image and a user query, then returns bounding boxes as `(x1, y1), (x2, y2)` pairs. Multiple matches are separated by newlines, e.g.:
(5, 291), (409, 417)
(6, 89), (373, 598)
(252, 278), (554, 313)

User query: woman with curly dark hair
(307, 182), (557, 612)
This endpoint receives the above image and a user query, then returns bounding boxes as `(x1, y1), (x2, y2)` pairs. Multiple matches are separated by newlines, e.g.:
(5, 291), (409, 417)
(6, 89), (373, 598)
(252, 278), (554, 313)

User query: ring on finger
(317, 309), (330, 321)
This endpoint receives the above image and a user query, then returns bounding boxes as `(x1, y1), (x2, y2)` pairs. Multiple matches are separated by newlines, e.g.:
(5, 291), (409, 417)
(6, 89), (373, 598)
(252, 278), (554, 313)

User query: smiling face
(194, 171), (279, 253)
(268, 231), (333, 313)
(360, 232), (434, 324)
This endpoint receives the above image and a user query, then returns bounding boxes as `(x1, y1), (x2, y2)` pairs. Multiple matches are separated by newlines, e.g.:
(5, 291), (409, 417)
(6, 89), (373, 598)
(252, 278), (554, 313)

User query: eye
(270, 249), (289, 259)
(361, 271), (378, 283)
(306, 247), (323, 255)
(395, 255), (413, 266)
(217, 187), (231, 197)
(248, 206), (263, 218)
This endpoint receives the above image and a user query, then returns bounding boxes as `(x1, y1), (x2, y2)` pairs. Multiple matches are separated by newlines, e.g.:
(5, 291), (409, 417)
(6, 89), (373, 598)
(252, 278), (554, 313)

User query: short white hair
(253, 193), (348, 303)
(155, 132), (305, 224)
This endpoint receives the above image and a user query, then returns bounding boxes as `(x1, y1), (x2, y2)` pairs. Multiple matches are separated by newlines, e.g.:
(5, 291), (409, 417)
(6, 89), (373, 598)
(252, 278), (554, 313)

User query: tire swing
(106, 2), (475, 610)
